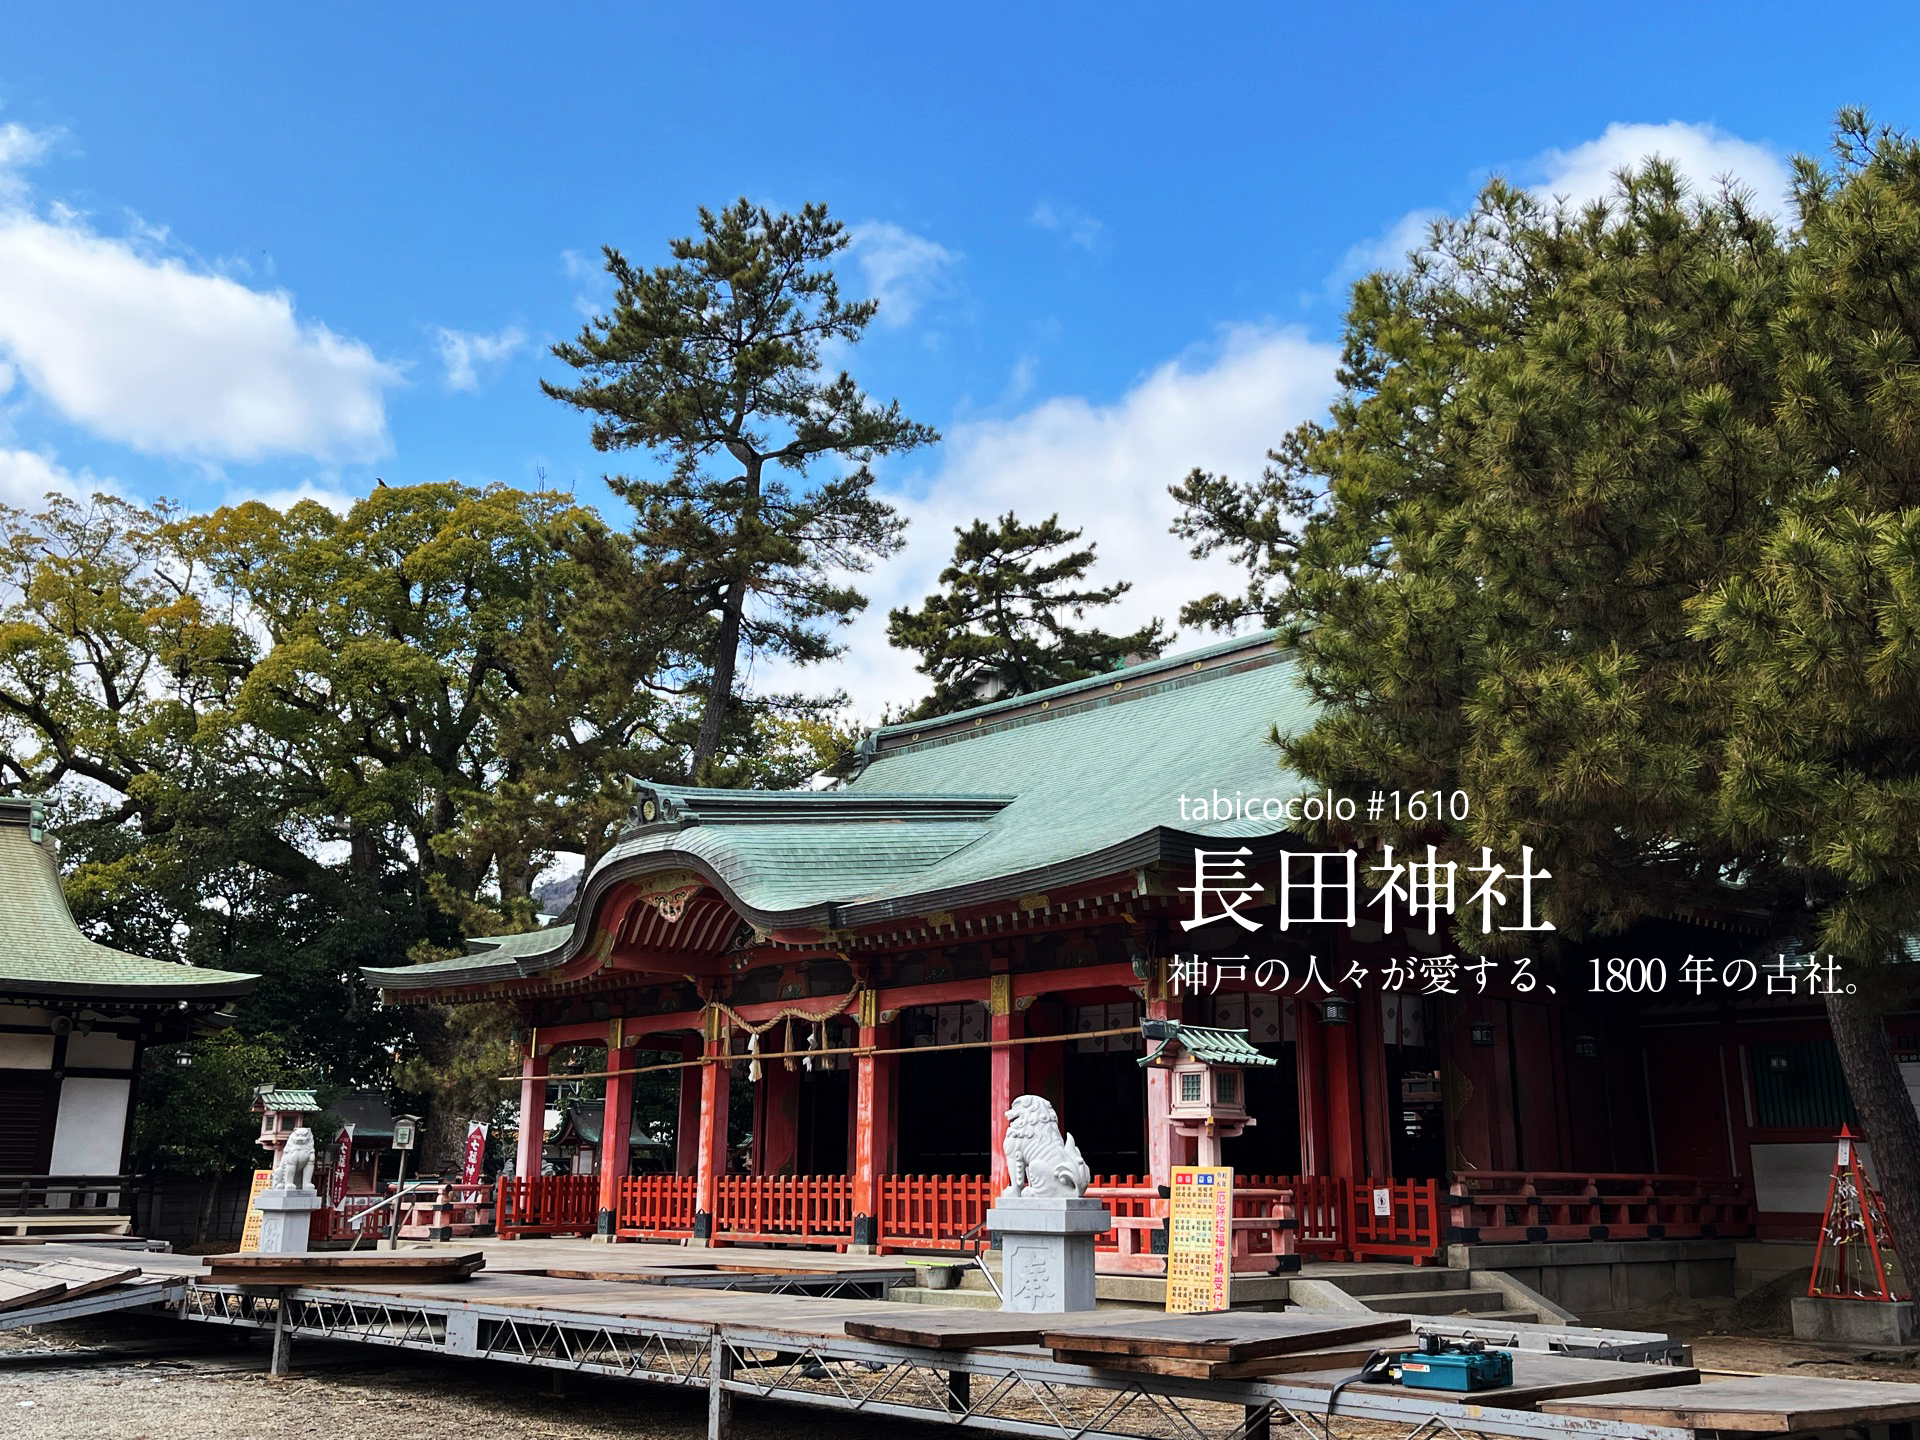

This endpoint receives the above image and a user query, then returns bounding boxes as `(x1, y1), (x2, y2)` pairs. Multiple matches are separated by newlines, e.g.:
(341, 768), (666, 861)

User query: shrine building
(365, 631), (1885, 1256)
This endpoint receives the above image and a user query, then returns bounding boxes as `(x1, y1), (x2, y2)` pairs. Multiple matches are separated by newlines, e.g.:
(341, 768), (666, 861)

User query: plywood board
(23, 1261), (139, 1300)
(846, 1309), (1147, 1352)
(204, 1251), (485, 1286)
(1540, 1376), (1920, 1432)
(1052, 1341), (1389, 1381)
(1042, 1312), (1413, 1362)
(0, 1272), (66, 1312)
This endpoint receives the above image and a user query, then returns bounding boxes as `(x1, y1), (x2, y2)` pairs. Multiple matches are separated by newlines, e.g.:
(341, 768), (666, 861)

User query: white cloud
(232, 479), (359, 515)
(1330, 208), (1441, 290)
(846, 221), (958, 327)
(1030, 200), (1104, 251)
(0, 448), (97, 506)
(434, 325), (526, 391)
(0, 139), (395, 463)
(780, 326), (1341, 717)
(1531, 121), (1791, 217)
(0, 123), (54, 201)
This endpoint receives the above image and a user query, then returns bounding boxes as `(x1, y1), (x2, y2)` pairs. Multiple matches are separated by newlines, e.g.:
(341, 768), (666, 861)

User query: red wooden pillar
(515, 1047), (549, 1180)
(1147, 989), (1188, 1189)
(596, 1020), (634, 1238)
(674, 1035), (700, 1176)
(851, 1001), (893, 1248)
(1321, 996), (1368, 1181)
(693, 1018), (731, 1245)
(1296, 999), (1329, 1176)
(989, 976), (1026, 1193)
(1356, 986), (1394, 1178)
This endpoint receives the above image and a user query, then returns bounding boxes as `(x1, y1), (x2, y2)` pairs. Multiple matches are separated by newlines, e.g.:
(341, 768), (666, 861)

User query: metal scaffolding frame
(174, 1282), (1690, 1440)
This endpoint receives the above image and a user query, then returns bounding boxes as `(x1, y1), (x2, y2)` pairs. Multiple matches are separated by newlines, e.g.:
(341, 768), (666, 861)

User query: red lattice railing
(879, 1174), (994, 1246)
(616, 1174), (697, 1237)
(1447, 1171), (1754, 1245)
(496, 1174), (597, 1238)
(714, 1175), (854, 1243)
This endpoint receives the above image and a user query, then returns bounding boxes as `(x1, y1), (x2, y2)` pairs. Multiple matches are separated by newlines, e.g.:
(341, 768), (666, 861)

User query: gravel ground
(0, 1316), (955, 1440)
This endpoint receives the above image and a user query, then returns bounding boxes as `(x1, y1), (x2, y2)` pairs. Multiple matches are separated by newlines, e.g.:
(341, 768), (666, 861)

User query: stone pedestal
(1792, 1295), (1917, 1346)
(255, 1188), (323, 1255)
(986, 1195), (1112, 1312)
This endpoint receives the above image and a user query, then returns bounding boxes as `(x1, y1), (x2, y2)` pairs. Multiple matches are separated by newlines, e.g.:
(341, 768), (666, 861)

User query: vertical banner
(461, 1121), (489, 1186)
(237, 1169), (273, 1253)
(1165, 1164), (1234, 1313)
(326, 1125), (355, 1210)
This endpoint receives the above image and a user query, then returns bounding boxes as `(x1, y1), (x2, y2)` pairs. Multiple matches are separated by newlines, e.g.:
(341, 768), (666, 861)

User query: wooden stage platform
(6, 1240), (1920, 1439)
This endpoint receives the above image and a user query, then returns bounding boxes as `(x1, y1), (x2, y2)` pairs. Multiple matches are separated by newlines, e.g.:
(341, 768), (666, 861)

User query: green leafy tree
(1174, 142), (1920, 1263)
(131, 1032), (279, 1247)
(544, 199), (937, 779)
(889, 512), (1170, 717)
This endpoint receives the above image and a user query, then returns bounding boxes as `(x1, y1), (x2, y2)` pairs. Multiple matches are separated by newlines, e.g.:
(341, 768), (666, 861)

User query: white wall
(0, 1033), (54, 1068)
(47, 1076), (130, 1176)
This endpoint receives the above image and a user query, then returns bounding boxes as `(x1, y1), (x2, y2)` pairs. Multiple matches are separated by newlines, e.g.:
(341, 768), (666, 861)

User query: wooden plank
(23, 1262), (139, 1301)
(0, 1272), (66, 1312)
(1041, 1312), (1414, 1362)
(1052, 1342), (1390, 1380)
(203, 1252), (485, 1286)
(1541, 1376), (1920, 1432)
(846, 1308), (1151, 1352)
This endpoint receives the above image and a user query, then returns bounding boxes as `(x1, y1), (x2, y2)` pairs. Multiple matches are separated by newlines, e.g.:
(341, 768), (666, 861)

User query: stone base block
(254, 1187), (322, 1255)
(1792, 1295), (1916, 1347)
(987, 1196), (1112, 1313)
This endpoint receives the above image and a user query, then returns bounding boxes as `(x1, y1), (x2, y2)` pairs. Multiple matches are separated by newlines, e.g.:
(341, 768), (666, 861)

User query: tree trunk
(1827, 983), (1920, 1272)
(691, 459), (761, 781)
(194, 1170), (222, 1250)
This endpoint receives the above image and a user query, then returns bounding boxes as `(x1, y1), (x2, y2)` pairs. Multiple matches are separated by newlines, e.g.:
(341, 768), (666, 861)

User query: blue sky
(0, 3), (1906, 712)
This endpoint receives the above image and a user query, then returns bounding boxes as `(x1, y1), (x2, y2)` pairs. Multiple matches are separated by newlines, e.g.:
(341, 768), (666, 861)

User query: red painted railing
(1348, 1178), (1442, 1263)
(497, 1174), (597, 1238)
(714, 1175), (854, 1243)
(1447, 1171), (1755, 1245)
(879, 1174), (994, 1246)
(616, 1174), (697, 1237)
(1086, 1175), (1298, 1275)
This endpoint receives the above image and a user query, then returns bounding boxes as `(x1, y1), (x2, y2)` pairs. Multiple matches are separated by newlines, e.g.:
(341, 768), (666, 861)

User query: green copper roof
(255, 1087), (320, 1111)
(1139, 1022), (1278, 1068)
(369, 633), (1315, 992)
(0, 798), (258, 1002)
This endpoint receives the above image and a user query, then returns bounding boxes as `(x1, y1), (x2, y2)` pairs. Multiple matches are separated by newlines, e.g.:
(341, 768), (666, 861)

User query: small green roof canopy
(367, 631), (1315, 994)
(0, 797), (257, 1004)
(1139, 1021), (1278, 1069)
(254, 1087), (320, 1112)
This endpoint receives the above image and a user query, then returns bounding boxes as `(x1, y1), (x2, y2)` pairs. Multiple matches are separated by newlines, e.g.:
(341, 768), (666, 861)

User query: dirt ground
(5, 1302), (1919, 1439)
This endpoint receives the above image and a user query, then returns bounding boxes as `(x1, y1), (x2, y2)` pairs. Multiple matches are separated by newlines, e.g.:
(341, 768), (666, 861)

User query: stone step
(1320, 1268), (1471, 1297)
(1359, 1286), (1512, 1316)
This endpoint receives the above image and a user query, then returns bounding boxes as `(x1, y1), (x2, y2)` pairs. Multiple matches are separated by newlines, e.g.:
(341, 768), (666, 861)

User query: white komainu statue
(272, 1124), (317, 1191)
(1000, 1095), (1091, 1198)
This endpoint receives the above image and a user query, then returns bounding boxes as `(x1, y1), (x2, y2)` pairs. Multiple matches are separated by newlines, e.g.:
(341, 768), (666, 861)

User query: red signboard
(326, 1124), (354, 1209)
(461, 1121), (489, 1186)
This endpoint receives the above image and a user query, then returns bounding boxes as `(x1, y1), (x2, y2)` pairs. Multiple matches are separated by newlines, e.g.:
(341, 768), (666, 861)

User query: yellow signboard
(237, 1169), (273, 1253)
(1165, 1165), (1233, 1313)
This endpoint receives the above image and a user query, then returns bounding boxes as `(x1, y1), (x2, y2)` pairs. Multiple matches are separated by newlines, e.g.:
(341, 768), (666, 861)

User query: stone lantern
(1139, 1020), (1276, 1167)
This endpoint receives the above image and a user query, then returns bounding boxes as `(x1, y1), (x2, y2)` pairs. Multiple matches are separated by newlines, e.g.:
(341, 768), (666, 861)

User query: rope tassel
(747, 1029), (762, 1083)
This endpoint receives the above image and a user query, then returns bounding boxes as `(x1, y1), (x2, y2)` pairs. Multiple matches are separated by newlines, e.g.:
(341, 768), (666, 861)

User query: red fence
(1446, 1171), (1755, 1245)
(879, 1175), (994, 1247)
(616, 1174), (697, 1238)
(499, 1169), (1442, 1259)
(497, 1174), (598, 1238)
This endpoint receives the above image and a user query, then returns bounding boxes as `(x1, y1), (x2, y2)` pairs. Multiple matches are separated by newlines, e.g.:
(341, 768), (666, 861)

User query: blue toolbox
(1395, 1334), (1515, 1393)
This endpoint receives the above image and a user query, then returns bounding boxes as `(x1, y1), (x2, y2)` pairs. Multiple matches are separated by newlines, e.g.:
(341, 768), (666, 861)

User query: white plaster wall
(63, 1032), (135, 1069)
(47, 1077), (130, 1175)
(0, 1033), (55, 1069)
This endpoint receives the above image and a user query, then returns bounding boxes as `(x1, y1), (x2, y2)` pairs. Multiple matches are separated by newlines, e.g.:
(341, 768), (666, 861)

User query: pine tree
(1175, 131), (1920, 1267)
(545, 200), (937, 779)
(888, 511), (1169, 717)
